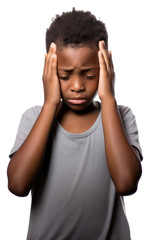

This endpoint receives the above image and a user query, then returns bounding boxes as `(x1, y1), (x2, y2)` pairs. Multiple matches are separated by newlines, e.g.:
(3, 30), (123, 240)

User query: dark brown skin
(7, 41), (142, 197)
(98, 41), (142, 195)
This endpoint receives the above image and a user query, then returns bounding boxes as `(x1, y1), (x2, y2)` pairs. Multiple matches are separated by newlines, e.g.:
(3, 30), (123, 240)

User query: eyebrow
(58, 67), (99, 72)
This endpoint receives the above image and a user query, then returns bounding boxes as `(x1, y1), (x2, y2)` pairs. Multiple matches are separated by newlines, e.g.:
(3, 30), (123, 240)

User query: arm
(98, 41), (142, 196)
(7, 43), (61, 197)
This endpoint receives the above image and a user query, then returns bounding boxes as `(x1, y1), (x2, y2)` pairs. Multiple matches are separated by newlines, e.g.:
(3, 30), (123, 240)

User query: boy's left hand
(98, 41), (115, 101)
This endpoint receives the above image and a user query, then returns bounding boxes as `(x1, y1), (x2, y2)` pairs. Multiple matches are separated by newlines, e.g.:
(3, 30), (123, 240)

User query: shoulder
(117, 105), (133, 116)
(19, 105), (42, 130)
(117, 104), (137, 128)
(22, 105), (42, 120)
(9, 106), (42, 158)
(117, 104), (143, 160)
(117, 104), (136, 122)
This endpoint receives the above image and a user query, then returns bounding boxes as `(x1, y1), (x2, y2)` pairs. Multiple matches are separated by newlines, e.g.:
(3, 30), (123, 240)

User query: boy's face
(57, 46), (99, 112)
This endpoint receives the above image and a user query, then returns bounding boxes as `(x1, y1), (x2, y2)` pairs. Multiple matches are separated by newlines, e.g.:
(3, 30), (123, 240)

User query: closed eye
(84, 75), (97, 79)
(58, 76), (70, 80)
(58, 75), (97, 80)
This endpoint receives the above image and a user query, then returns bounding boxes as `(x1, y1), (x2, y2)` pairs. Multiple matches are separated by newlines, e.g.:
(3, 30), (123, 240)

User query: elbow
(7, 162), (30, 197)
(115, 171), (142, 196)
(116, 161), (142, 196)
(116, 182), (138, 196)
(7, 178), (30, 197)
(8, 181), (30, 197)
(7, 171), (30, 197)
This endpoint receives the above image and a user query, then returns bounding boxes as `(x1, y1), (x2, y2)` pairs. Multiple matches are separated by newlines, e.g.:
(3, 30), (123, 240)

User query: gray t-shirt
(9, 102), (143, 240)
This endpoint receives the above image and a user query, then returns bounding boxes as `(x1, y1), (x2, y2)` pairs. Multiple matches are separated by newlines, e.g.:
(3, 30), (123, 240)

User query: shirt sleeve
(118, 105), (143, 161)
(9, 105), (42, 158)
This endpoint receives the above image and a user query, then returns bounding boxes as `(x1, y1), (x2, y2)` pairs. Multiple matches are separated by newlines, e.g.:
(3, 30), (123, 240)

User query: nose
(70, 77), (85, 92)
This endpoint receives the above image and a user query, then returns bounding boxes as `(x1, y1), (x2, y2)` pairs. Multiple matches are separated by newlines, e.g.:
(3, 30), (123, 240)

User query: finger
(43, 43), (54, 76)
(51, 53), (58, 78)
(108, 51), (115, 94)
(98, 50), (107, 73)
(108, 51), (113, 70)
(47, 43), (53, 63)
(49, 43), (57, 68)
(43, 53), (48, 77)
(99, 41), (111, 72)
(52, 42), (57, 54)
(47, 43), (55, 74)
(108, 51), (115, 77)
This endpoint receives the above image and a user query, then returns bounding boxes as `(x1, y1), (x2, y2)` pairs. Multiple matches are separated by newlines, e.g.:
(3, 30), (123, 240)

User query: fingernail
(51, 42), (55, 48)
(102, 40), (105, 46)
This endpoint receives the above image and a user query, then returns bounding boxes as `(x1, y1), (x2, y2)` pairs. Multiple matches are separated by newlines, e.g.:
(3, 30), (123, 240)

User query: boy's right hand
(42, 43), (61, 107)
(8, 43), (61, 197)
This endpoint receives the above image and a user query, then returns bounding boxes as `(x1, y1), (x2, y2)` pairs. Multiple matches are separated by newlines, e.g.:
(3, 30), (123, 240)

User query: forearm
(7, 103), (58, 196)
(101, 96), (142, 195)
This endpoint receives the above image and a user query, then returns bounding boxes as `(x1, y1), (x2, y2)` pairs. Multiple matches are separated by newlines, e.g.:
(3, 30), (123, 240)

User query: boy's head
(46, 8), (108, 112)
(46, 7), (108, 52)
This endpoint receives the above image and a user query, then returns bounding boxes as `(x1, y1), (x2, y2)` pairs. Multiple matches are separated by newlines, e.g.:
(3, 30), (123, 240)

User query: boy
(7, 8), (143, 240)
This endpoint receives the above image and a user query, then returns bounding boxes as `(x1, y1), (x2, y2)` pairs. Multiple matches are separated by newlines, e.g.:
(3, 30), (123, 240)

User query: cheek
(88, 78), (99, 91)
(59, 81), (67, 96)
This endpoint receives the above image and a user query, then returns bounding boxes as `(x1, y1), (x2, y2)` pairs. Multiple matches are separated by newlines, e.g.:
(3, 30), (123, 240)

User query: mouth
(68, 99), (87, 105)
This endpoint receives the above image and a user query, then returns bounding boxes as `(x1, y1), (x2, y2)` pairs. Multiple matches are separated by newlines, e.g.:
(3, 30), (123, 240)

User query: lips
(68, 99), (87, 104)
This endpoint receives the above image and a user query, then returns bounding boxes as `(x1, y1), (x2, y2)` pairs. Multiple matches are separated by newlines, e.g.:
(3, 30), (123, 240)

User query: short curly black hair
(46, 7), (108, 52)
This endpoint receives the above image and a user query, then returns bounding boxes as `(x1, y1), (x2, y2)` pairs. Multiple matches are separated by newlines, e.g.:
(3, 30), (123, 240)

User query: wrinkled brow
(58, 67), (99, 72)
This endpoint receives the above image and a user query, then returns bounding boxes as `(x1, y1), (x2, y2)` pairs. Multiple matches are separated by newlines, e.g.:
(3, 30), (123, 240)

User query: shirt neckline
(55, 101), (102, 139)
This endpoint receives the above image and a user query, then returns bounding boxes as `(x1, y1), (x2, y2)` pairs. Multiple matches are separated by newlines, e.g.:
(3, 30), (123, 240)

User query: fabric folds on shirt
(9, 102), (143, 240)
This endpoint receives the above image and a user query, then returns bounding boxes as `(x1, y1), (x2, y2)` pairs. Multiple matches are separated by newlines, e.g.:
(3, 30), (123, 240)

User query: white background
(0, 0), (149, 239)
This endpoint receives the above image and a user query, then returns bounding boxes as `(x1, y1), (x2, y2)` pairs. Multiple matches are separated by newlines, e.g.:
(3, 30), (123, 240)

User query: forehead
(57, 46), (99, 69)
